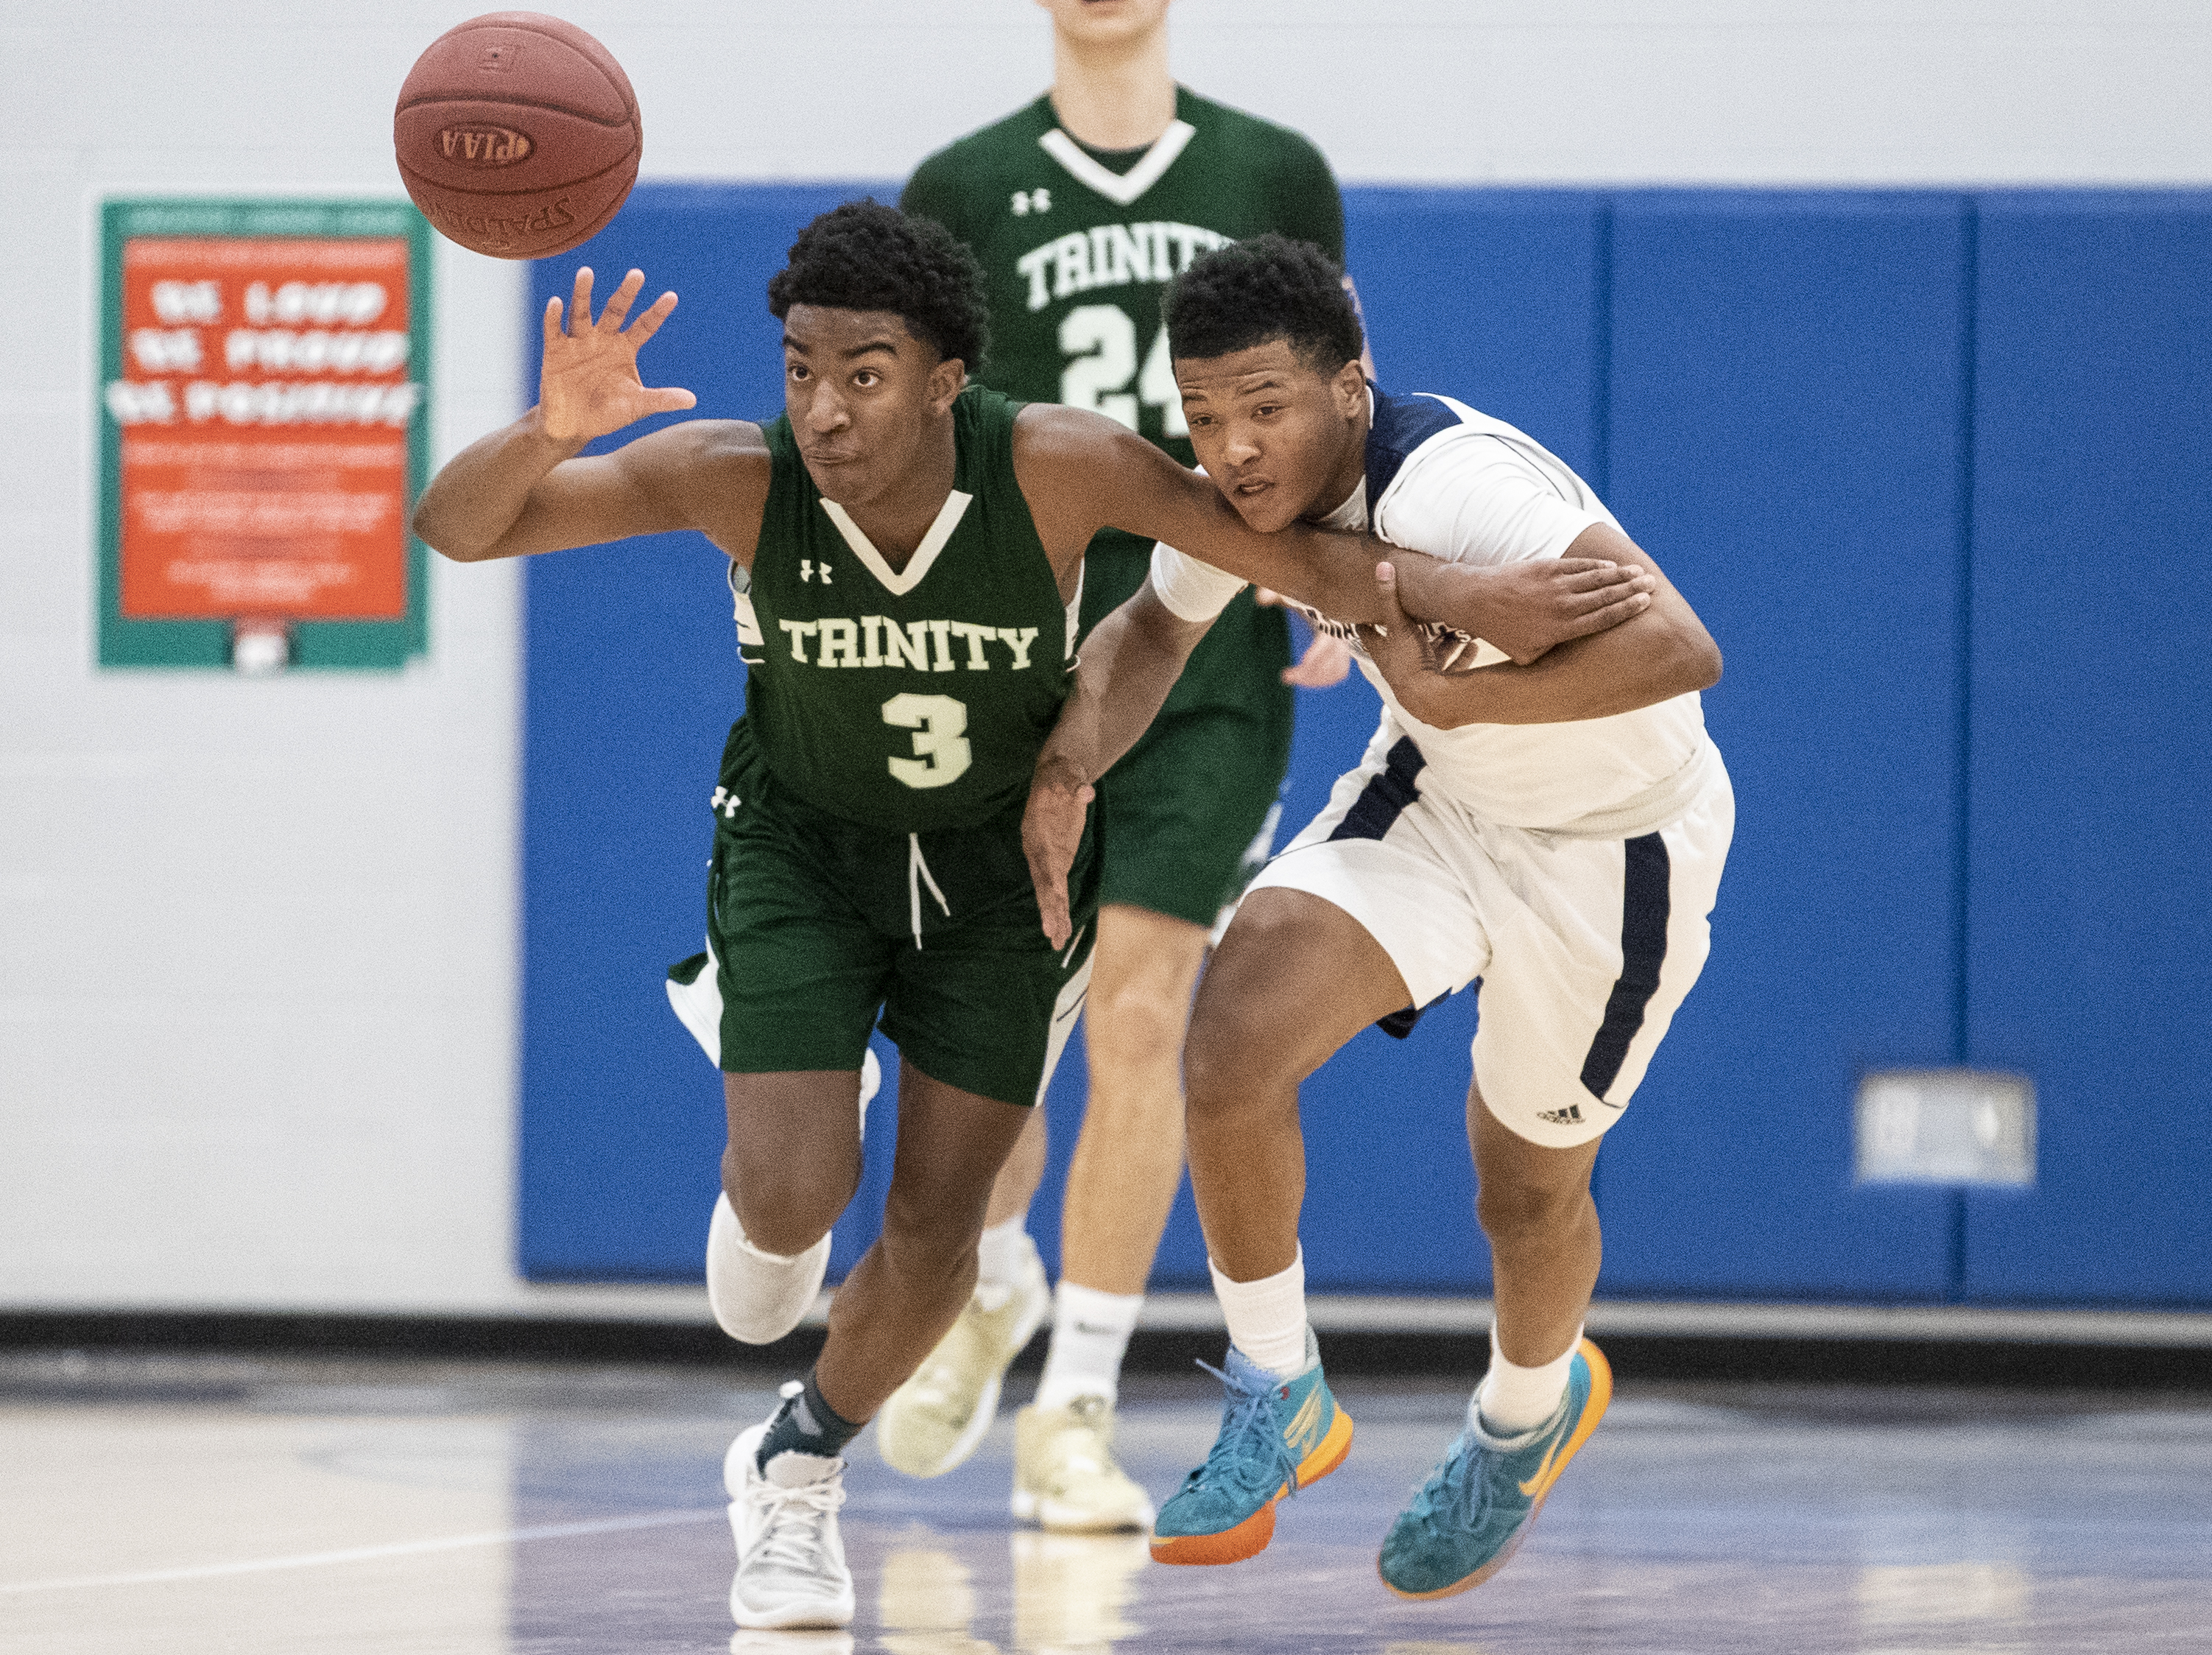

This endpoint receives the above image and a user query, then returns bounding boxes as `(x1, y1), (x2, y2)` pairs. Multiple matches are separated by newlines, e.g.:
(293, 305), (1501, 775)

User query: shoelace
(1191, 1359), (1300, 1499)
(1401, 1431), (1495, 1533)
(746, 1474), (846, 1576)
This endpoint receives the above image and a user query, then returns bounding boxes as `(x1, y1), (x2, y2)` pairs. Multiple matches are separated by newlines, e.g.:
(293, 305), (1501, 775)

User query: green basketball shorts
(1081, 530), (1295, 930)
(668, 720), (1099, 1109)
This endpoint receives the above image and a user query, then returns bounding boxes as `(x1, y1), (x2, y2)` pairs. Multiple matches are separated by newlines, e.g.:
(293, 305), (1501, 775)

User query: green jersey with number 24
(903, 88), (1344, 468)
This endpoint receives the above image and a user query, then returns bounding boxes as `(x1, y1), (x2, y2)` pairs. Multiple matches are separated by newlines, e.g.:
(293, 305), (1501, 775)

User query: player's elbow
(1670, 624), (1722, 696)
(411, 496), (487, 563)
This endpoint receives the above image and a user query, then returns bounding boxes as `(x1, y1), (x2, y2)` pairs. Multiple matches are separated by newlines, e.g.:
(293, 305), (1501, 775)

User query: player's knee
(878, 1178), (987, 1273)
(1087, 974), (1194, 1071)
(1475, 1169), (1592, 1248)
(723, 1151), (838, 1257)
(1182, 1017), (1300, 1126)
(1185, 973), (1311, 1107)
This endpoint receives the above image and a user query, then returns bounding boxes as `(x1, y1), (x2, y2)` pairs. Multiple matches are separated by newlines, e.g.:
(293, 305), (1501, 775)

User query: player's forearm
(1230, 523), (1510, 638)
(1389, 606), (1720, 728)
(1037, 587), (1211, 788)
(412, 407), (585, 562)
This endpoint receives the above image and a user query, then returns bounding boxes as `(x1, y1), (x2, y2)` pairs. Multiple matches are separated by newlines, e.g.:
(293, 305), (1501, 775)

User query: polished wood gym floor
(4, 1351), (2208, 1652)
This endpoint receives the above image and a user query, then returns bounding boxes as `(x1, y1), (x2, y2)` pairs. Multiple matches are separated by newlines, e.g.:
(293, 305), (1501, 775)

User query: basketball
(394, 11), (640, 260)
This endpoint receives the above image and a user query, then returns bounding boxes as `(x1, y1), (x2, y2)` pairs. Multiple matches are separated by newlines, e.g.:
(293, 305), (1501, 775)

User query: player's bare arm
(1022, 583), (1212, 947)
(412, 267), (772, 566)
(1364, 524), (1722, 728)
(1011, 403), (1638, 650)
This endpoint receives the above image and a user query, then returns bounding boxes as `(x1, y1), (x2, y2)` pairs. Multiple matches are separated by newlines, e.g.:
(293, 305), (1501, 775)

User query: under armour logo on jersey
(1010, 188), (1051, 216)
(800, 558), (832, 584)
(709, 786), (740, 818)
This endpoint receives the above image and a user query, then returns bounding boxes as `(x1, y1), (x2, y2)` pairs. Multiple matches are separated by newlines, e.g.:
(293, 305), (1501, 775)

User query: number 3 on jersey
(883, 693), (973, 790)
(1060, 304), (1186, 438)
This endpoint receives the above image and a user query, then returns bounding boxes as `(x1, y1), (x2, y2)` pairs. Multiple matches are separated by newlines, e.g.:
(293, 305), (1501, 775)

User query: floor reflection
(2, 1354), (2209, 1654)
(1008, 1532), (1149, 1652)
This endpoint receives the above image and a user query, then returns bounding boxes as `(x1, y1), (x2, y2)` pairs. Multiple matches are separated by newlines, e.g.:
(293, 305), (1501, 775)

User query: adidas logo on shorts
(1536, 1104), (1585, 1126)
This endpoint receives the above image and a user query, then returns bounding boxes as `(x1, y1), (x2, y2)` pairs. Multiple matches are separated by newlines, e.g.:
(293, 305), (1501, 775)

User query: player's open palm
(539, 267), (696, 443)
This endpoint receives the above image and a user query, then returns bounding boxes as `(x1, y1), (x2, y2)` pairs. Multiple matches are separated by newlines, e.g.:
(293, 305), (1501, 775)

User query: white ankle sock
(1035, 1281), (1144, 1410)
(705, 1193), (830, 1345)
(1475, 1323), (1581, 1437)
(974, 1215), (1036, 1312)
(1211, 1248), (1310, 1380)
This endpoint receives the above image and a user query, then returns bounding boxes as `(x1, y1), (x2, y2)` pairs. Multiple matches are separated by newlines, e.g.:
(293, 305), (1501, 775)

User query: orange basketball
(395, 12), (641, 260)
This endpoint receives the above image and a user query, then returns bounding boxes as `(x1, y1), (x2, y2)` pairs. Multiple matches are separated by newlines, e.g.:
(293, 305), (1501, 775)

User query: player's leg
(688, 735), (901, 1631)
(1056, 903), (1206, 1288)
(816, 1064), (1039, 1416)
(1379, 776), (1733, 1600)
(710, 1069), (869, 1341)
(1469, 1089), (1602, 1403)
(890, 930), (1179, 1501)
(898, 906), (1201, 1516)
(1373, 1088), (1616, 1605)
(1010, 900), (1207, 1531)
(1144, 885), (1409, 1565)
(1155, 726), (1496, 1566)
(871, 833), (1099, 1481)
(728, 1065), (1034, 1631)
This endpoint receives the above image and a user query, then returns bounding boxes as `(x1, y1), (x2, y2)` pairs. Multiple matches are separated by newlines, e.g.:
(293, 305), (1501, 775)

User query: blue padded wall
(1348, 190), (1605, 479)
(515, 182), (2212, 1307)
(1592, 194), (1968, 1298)
(1961, 194), (2212, 1305)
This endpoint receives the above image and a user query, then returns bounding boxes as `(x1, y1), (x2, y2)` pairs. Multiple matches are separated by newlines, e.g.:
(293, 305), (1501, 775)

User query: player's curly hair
(1163, 233), (1364, 373)
(767, 200), (990, 372)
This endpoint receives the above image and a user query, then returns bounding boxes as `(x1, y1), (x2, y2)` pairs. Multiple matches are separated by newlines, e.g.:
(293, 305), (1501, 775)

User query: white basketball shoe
(725, 1415), (855, 1630)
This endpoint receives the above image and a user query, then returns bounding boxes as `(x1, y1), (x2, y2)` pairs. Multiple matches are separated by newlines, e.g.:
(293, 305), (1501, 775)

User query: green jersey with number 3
(902, 88), (1344, 468)
(736, 384), (1074, 833)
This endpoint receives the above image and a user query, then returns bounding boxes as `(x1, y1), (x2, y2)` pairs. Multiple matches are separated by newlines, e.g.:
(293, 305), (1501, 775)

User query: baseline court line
(0, 1508), (723, 1595)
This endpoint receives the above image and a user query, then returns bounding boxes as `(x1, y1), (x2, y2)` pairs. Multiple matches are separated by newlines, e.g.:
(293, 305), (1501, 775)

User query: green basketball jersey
(734, 385), (1074, 834)
(903, 88), (1344, 469)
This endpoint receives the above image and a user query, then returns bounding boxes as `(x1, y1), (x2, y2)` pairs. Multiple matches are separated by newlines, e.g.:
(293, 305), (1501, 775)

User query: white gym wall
(4, 1), (2207, 1315)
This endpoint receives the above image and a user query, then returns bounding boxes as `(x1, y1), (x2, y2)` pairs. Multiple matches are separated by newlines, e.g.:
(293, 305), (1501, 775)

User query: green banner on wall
(98, 198), (434, 671)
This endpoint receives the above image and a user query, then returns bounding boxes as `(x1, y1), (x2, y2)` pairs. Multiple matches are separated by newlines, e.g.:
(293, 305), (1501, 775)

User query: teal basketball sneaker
(1378, 1337), (1613, 1598)
(1150, 1336), (1353, 1566)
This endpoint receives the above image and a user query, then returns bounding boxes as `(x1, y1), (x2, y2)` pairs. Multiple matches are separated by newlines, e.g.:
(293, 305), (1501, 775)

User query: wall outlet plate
(1856, 1069), (2035, 1186)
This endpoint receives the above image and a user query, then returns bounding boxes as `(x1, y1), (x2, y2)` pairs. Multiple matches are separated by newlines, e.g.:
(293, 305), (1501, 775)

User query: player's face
(1176, 341), (1369, 534)
(781, 305), (964, 507)
(1035, 0), (1170, 50)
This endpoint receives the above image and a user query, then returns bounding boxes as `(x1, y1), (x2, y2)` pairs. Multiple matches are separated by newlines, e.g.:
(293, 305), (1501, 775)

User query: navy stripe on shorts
(1580, 832), (1672, 1103)
(1329, 737), (1426, 843)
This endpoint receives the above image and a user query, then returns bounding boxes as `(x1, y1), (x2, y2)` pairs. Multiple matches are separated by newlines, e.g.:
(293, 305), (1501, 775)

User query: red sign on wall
(110, 236), (419, 622)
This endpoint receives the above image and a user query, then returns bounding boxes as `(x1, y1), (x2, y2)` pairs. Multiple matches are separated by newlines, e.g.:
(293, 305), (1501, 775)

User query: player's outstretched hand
(1022, 760), (1094, 951)
(539, 267), (697, 443)
(1445, 556), (1655, 667)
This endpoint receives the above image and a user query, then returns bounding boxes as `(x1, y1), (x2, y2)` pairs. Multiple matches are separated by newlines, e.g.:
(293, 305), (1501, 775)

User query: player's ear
(1332, 358), (1367, 415)
(927, 356), (965, 415)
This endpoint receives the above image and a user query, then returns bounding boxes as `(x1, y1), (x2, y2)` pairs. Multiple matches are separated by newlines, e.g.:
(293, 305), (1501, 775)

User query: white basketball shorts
(1245, 721), (1734, 1148)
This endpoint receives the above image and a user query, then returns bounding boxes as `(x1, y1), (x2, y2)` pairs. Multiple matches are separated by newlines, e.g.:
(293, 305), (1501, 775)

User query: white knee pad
(706, 1192), (831, 1345)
